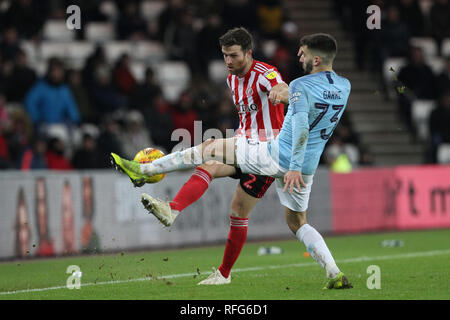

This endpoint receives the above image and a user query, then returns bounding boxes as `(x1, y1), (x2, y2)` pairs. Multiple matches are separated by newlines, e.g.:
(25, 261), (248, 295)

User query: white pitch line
(1, 248), (449, 296)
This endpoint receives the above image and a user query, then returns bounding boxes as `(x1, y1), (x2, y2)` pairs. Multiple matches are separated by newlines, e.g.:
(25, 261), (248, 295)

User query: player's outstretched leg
(111, 138), (236, 181)
(285, 208), (353, 289)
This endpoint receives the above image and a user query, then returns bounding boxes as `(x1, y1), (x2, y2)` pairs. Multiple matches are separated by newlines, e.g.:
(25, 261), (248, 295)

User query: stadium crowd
(335, 0), (450, 163)
(2, 0), (433, 172)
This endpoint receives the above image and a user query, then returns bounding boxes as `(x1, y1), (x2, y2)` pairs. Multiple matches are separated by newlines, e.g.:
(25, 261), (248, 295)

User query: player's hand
(283, 170), (306, 195)
(268, 90), (281, 104)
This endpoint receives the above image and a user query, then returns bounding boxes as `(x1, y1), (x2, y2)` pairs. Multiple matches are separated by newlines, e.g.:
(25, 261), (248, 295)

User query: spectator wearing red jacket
(45, 136), (73, 170)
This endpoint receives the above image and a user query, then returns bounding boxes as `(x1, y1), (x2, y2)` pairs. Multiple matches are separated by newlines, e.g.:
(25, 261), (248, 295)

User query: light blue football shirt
(268, 70), (351, 175)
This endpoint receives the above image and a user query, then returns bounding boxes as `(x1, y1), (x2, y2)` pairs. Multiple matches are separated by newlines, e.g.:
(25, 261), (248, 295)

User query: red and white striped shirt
(227, 60), (285, 142)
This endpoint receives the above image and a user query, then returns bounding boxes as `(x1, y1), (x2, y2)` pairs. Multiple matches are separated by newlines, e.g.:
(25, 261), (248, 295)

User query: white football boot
(197, 268), (231, 285)
(141, 193), (179, 227)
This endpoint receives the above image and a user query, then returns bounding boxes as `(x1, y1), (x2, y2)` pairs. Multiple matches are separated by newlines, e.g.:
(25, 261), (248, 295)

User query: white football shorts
(235, 136), (314, 212)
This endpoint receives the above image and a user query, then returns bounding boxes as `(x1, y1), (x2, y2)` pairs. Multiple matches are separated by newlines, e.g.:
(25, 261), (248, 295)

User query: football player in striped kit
(125, 27), (290, 285)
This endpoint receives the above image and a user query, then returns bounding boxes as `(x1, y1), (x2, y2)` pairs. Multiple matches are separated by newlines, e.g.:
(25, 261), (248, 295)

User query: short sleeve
(258, 68), (284, 92)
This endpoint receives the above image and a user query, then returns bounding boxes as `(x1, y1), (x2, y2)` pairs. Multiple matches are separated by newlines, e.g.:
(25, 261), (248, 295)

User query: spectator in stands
(0, 91), (12, 168)
(222, 0), (258, 32)
(196, 13), (226, 76)
(18, 134), (47, 170)
(397, 0), (425, 37)
(112, 53), (137, 96)
(0, 0), (46, 39)
(25, 57), (81, 130)
(157, 0), (187, 42)
(6, 107), (33, 167)
(164, 8), (199, 74)
(116, 1), (148, 40)
(396, 46), (436, 132)
(147, 95), (174, 153)
(72, 133), (101, 169)
(429, 0), (450, 53)
(171, 90), (198, 145)
(273, 22), (304, 82)
(67, 69), (97, 124)
(4, 48), (36, 103)
(130, 67), (162, 117)
(429, 92), (450, 163)
(45, 136), (73, 170)
(323, 134), (358, 173)
(82, 46), (107, 91)
(436, 56), (450, 98)
(216, 93), (239, 136)
(89, 64), (128, 116)
(96, 115), (124, 167)
(373, 5), (411, 74)
(256, 0), (283, 39)
(119, 110), (153, 159)
(191, 79), (220, 130)
(0, 27), (20, 63)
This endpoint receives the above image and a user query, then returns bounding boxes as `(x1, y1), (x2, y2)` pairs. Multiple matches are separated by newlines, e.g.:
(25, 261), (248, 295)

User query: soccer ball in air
(133, 148), (166, 184)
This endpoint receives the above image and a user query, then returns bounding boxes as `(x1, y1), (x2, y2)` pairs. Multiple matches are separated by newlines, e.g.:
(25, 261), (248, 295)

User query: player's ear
(313, 55), (321, 66)
(246, 49), (252, 59)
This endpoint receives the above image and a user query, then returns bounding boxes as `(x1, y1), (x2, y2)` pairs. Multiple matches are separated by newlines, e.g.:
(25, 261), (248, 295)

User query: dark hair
(219, 27), (253, 52)
(300, 33), (337, 64)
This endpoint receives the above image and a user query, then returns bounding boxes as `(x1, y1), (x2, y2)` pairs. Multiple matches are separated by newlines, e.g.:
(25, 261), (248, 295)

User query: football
(133, 148), (166, 184)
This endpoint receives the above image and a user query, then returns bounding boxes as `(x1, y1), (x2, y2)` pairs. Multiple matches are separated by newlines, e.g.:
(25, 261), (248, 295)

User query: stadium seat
(140, 0), (167, 21)
(104, 41), (133, 63)
(99, 0), (119, 20)
(442, 38), (450, 57)
(130, 61), (146, 81)
(40, 42), (70, 59)
(425, 56), (445, 74)
(20, 41), (41, 67)
(410, 37), (438, 57)
(208, 60), (228, 85)
(66, 42), (95, 61)
(85, 22), (115, 42)
(156, 61), (191, 102)
(383, 57), (407, 99)
(383, 57), (407, 83)
(411, 100), (436, 141)
(261, 40), (278, 60)
(43, 20), (76, 41)
(437, 143), (450, 164)
(132, 41), (167, 63)
(34, 60), (48, 77)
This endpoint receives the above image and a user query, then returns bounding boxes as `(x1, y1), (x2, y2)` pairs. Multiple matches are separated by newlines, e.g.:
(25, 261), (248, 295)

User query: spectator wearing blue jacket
(25, 57), (81, 128)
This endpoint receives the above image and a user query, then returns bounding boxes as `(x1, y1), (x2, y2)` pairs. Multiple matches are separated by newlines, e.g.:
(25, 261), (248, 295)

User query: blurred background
(0, 0), (449, 170)
(0, 0), (449, 259)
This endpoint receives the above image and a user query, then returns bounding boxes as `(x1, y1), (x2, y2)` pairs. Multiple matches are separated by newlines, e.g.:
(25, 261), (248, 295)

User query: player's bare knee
(285, 208), (307, 234)
(198, 162), (217, 178)
(201, 138), (218, 159)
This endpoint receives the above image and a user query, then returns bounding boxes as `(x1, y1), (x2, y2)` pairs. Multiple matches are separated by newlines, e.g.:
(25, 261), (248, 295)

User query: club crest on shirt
(264, 69), (277, 80)
(246, 87), (253, 96)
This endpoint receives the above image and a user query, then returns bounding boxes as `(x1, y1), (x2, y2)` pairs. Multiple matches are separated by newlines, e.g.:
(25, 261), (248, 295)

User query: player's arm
(268, 82), (289, 105)
(283, 81), (309, 194)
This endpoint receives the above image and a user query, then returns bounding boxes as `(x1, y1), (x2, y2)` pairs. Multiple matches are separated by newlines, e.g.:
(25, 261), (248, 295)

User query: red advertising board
(330, 165), (450, 233)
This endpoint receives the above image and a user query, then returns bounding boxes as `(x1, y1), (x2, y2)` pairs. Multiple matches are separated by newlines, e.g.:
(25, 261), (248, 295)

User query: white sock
(140, 146), (203, 175)
(296, 224), (340, 279)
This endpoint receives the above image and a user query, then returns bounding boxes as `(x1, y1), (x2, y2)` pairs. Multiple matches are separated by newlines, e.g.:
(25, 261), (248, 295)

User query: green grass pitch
(1, 229), (449, 300)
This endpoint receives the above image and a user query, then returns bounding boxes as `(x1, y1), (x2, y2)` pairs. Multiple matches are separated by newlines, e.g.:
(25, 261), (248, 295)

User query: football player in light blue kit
(111, 33), (353, 289)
